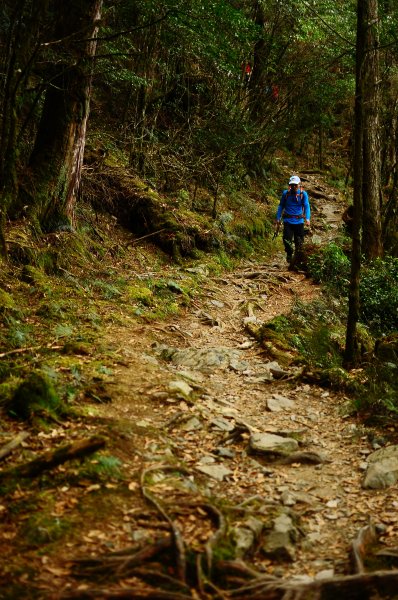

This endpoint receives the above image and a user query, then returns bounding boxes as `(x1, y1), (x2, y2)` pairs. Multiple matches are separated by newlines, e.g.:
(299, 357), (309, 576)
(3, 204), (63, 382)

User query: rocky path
(37, 173), (398, 597)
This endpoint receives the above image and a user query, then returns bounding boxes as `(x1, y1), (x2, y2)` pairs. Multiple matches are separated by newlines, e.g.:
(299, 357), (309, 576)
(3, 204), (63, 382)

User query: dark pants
(283, 221), (304, 260)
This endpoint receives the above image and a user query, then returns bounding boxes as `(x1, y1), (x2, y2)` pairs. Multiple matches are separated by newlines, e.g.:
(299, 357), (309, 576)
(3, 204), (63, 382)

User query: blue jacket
(276, 188), (310, 224)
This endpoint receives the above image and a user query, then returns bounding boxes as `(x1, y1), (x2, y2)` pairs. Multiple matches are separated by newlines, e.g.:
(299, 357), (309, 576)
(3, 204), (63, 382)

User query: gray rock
(262, 513), (299, 562)
(215, 447), (235, 458)
(363, 445), (398, 489)
(267, 362), (288, 379)
(185, 265), (209, 277)
(210, 299), (225, 308)
(229, 358), (250, 372)
(195, 463), (232, 481)
(250, 433), (299, 457)
(367, 444), (398, 463)
(197, 311), (221, 327)
(315, 569), (335, 580)
(281, 491), (297, 506)
(159, 346), (244, 371)
(363, 457), (398, 489)
(245, 373), (274, 383)
(210, 418), (235, 432)
(266, 394), (295, 412)
(232, 517), (264, 557)
(232, 526), (255, 557)
(245, 516), (264, 537)
(168, 380), (193, 398)
(181, 417), (203, 431)
(198, 455), (216, 465)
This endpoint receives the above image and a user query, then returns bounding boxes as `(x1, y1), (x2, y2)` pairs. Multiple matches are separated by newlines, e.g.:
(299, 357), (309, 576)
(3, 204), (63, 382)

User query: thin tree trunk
(361, 0), (383, 258)
(344, 0), (366, 367)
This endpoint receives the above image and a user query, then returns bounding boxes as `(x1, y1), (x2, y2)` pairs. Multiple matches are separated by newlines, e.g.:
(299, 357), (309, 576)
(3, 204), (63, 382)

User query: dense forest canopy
(0, 0), (398, 250)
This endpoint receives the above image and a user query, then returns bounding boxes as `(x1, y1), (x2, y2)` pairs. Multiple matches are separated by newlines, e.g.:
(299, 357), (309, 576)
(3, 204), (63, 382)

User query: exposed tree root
(140, 463), (193, 583)
(70, 535), (173, 579)
(61, 474), (398, 600)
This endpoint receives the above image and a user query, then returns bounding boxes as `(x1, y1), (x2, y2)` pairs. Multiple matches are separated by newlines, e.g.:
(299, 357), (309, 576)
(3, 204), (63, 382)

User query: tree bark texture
(345, 0), (382, 365)
(27, 0), (102, 231)
(345, 0), (365, 366)
(360, 0), (383, 259)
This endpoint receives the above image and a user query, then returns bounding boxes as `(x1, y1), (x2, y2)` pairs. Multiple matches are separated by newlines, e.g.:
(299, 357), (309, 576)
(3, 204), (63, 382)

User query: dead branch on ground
(0, 435), (106, 480)
(0, 431), (29, 461)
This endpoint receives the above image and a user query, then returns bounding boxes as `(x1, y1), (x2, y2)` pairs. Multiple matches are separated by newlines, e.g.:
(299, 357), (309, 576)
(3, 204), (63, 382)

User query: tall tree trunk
(344, 0), (367, 367)
(345, 0), (382, 365)
(361, 0), (383, 259)
(0, 0), (50, 254)
(26, 0), (102, 231)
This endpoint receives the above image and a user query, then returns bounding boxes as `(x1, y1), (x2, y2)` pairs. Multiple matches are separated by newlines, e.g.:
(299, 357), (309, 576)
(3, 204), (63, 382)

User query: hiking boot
(286, 254), (293, 264)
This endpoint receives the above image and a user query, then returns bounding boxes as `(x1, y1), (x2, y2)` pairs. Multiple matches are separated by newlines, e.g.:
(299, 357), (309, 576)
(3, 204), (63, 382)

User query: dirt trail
(26, 173), (398, 596)
(96, 175), (396, 574)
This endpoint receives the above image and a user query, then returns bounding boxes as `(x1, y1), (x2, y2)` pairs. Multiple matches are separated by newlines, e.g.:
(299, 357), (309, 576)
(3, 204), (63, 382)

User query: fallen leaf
(44, 566), (70, 577)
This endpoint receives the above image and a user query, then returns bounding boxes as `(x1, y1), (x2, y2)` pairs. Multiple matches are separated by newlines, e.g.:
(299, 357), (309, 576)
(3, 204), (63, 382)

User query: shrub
(307, 243), (350, 292)
(359, 256), (398, 334)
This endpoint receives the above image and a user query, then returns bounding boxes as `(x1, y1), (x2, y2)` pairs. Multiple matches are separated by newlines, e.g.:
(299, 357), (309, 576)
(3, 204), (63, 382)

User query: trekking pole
(272, 221), (281, 240)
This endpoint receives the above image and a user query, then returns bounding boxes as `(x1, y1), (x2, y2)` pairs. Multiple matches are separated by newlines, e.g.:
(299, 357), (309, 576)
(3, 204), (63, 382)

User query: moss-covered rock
(62, 341), (92, 355)
(124, 285), (154, 306)
(8, 371), (62, 421)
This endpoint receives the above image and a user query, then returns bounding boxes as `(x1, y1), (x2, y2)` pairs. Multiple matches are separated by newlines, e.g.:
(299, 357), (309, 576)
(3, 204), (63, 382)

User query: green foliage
(292, 325), (344, 369)
(20, 513), (71, 547)
(308, 248), (398, 335)
(264, 298), (345, 371)
(359, 256), (398, 334)
(0, 288), (16, 312)
(54, 324), (74, 339)
(3, 315), (32, 348)
(92, 279), (123, 300)
(79, 454), (123, 482)
(353, 359), (398, 420)
(307, 243), (350, 291)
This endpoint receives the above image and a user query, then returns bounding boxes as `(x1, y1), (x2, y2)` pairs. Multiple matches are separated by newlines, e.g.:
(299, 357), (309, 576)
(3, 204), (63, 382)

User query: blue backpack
(281, 187), (305, 217)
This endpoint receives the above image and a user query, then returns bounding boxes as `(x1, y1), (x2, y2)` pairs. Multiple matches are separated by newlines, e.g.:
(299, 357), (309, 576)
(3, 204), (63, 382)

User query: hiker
(274, 175), (310, 268)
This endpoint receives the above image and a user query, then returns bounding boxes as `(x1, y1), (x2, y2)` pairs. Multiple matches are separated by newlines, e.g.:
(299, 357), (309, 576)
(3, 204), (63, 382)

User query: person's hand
(305, 219), (311, 227)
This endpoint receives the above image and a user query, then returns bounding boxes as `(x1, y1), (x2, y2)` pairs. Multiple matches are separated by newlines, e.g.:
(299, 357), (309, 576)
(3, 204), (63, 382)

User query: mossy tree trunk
(26, 0), (102, 232)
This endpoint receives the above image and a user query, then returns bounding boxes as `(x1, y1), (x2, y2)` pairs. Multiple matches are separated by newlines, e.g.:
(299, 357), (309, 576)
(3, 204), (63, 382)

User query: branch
(0, 344), (62, 359)
(0, 431), (29, 461)
(0, 435), (106, 480)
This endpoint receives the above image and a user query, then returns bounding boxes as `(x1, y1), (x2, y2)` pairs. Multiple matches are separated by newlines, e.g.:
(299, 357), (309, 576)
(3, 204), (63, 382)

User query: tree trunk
(0, 0), (50, 254)
(361, 0), (383, 259)
(26, 0), (102, 231)
(344, 0), (366, 367)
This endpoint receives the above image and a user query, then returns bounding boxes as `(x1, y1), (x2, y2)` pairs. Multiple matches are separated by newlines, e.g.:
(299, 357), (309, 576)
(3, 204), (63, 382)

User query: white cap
(289, 175), (301, 185)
